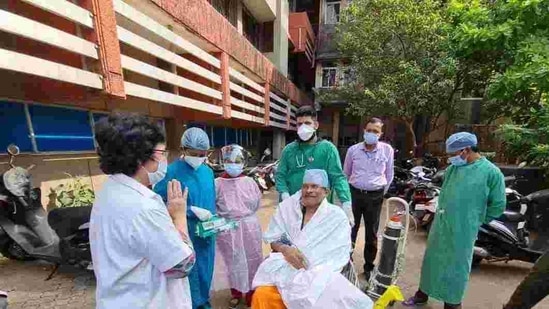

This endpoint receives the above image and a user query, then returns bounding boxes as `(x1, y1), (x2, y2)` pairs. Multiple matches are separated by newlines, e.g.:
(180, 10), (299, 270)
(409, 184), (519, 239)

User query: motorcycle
(409, 182), (440, 231)
(205, 151), (225, 178)
(473, 163), (549, 266)
(0, 144), (92, 280)
(247, 149), (278, 193)
(387, 165), (437, 200)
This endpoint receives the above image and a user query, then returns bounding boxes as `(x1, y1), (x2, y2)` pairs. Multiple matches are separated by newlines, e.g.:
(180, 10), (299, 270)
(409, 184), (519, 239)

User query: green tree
(497, 105), (549, 169)
(323, 0), (464, 150)
(448, 0), (549, 122)
(450, 0), (549, 168)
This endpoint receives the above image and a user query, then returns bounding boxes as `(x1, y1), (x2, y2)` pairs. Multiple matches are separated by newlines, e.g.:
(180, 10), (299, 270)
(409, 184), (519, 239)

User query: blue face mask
(448, 151), (468, 167)
(224, 163), (244, 177)
(364, 132), (379, 145)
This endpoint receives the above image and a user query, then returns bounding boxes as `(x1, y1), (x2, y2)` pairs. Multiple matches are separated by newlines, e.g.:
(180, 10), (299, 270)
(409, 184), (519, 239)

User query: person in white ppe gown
(251, 169), (373, 309)
(214, 144), (263, 308)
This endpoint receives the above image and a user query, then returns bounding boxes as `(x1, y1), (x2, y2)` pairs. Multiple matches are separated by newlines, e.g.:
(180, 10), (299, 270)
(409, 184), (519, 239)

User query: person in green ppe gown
(403, 132), (506, 309)
(275, 105), (354, 225)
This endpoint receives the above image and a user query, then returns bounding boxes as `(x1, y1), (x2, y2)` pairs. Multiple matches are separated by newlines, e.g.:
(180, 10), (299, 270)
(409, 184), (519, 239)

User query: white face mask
(224, 163), (244, 177)
(184, 156), (205, 170)
(297, 124), (316, 142)
(144, 160), (167, 186)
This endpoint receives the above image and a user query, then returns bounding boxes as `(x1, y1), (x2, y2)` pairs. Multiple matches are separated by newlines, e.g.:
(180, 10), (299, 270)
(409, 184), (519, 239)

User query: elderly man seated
(251, 169), (373, 309)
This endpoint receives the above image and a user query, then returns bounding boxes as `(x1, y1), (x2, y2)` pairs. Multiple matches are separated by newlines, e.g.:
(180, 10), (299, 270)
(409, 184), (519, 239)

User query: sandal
(402, 296), (428, 307)
(229, 297), (241, 309)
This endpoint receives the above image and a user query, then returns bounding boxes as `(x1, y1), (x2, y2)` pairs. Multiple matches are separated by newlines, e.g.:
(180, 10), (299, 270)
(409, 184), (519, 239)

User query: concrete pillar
(268, 0), (289, 76)
(219, 52), (231, 119)
(82, 0), (125, 98)
(264, 82), (271, 126)
(273, 130), (286, 159)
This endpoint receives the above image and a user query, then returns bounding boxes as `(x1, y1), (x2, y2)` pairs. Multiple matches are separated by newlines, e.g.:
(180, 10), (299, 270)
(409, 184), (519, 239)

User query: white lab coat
(252, 192), (373, 309)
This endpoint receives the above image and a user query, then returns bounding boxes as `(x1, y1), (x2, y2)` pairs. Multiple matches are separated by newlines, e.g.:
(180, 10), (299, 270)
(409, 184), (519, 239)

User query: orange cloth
(251, 286), (287, 309)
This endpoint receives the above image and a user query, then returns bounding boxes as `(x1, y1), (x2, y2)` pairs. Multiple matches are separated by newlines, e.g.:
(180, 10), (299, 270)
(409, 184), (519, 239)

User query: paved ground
(1, 190), (548, 308)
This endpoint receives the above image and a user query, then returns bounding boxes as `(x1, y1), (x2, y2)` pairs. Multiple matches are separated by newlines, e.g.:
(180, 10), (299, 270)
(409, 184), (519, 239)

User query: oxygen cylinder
(370, 215), (403, 297)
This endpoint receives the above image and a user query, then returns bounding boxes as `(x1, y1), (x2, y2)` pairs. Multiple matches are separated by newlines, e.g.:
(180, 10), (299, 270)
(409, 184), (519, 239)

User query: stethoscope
(296, 147), (316, 168)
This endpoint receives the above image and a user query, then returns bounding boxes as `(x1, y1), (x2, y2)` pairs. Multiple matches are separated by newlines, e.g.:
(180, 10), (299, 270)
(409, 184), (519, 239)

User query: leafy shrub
(48, 174), (95, 209)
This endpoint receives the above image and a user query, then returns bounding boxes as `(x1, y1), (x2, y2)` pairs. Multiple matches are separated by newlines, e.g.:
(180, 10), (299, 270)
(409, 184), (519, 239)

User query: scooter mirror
(7, 144), (20, 156)
(518, 162), (527, 169)
(264, 148), (272, 156)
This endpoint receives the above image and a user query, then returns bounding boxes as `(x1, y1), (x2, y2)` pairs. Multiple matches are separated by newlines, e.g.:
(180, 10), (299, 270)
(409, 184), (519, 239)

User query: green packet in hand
(195, 215), (239, 238)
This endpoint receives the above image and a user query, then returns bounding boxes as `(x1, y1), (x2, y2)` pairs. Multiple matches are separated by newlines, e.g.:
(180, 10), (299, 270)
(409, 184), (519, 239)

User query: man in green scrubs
(275, 105), (354, 225)
(403, 132), (506, 309)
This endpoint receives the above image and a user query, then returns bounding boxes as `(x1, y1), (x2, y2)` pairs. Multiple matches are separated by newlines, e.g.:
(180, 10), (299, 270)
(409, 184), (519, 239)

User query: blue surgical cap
(181, 127), (210, 150)
(446, 132), (478, 153)
(303, 169), (330, 188)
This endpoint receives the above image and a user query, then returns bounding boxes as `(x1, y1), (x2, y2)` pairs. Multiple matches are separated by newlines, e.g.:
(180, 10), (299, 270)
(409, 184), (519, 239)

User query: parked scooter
(473, 163), (549, 266)
(0, 145), (92, 279)
(247, 148), (278, 193)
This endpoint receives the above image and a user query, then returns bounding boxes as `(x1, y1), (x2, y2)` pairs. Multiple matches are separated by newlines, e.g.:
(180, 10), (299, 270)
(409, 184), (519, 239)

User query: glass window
(243, 8), (261, 50)
(226, 128), (237, 144)
(242, 129), (249, 147)
(213, 127), (225, 147)
(325, 0), (341, 24)
(321, 67), (338, 88)
(0, 101), (33, 152)
(29, 105), (95, 152)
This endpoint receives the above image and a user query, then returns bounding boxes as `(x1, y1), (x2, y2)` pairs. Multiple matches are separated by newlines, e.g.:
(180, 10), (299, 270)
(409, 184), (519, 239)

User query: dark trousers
(350, 186), (384, 272)
(504, 250), (549, 309)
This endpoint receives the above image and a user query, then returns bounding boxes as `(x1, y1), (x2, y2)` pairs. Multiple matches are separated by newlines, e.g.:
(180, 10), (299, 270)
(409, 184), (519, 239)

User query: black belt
(350, 186), (383, 194)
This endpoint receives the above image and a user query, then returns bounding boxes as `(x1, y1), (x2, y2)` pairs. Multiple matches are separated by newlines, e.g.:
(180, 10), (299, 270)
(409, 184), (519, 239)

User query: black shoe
(363, 271), (371, 282)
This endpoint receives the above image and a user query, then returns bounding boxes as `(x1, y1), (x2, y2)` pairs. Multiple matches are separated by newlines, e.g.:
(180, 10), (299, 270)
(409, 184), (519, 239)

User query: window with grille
(321, 67), (338, 88)
(325, 0), (341, 24)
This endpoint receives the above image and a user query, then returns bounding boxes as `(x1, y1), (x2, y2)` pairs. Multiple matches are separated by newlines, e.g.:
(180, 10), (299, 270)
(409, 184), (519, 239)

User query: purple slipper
(402, 296), (428, 307)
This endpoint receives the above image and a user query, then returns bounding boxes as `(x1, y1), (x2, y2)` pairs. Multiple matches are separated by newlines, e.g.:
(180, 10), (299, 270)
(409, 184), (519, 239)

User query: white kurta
(252, 192), (373, 309)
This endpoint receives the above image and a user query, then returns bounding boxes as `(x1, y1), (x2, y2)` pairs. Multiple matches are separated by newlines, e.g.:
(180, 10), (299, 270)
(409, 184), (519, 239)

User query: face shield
(220, 144), (249, 167)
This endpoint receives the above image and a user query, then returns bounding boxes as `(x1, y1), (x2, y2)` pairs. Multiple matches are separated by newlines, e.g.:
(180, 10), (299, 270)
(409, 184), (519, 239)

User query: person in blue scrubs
(155, 127), (216, 309)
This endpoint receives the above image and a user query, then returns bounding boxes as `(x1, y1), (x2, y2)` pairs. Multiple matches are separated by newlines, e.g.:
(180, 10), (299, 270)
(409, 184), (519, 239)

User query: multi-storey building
(0, 0), (312, 204)
(289, 0), (425, 158)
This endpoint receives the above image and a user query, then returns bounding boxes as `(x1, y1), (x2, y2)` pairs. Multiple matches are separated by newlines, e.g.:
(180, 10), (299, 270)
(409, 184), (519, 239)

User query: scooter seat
(48, 206), (92, 238)
(498, 211), (525, 223)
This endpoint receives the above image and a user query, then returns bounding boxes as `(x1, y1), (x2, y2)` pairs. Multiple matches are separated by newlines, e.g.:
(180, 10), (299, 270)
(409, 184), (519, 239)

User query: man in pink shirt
(343, 118), (394, 280)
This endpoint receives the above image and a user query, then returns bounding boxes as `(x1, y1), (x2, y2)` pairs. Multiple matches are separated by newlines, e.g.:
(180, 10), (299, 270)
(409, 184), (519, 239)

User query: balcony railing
(289, 12), (315, 64)
(0, 1), (102, 90)
(0, 0), (297, 131)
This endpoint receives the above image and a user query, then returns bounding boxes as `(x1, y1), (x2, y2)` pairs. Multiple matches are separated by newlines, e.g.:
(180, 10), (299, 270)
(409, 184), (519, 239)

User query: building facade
(288, 0), (421, 159)
(0, 0), (312, 204)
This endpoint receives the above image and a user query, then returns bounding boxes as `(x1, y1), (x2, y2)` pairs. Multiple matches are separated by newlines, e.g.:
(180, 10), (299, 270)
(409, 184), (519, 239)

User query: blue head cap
(181, 127), (210, 150)
(446, 132), (478, 153)
(303, 169), (330, 188)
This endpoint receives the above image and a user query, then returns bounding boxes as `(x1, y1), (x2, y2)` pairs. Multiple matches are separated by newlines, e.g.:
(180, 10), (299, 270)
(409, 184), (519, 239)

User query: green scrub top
(275, 139), (351, 204)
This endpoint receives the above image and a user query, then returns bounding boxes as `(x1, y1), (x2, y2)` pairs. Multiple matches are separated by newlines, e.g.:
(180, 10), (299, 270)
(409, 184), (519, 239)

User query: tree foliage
(497, 105), (549, 169)
(448, 0), (549, 122)
(451, 0), (549, 170)
(323, 0), (464, 149)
